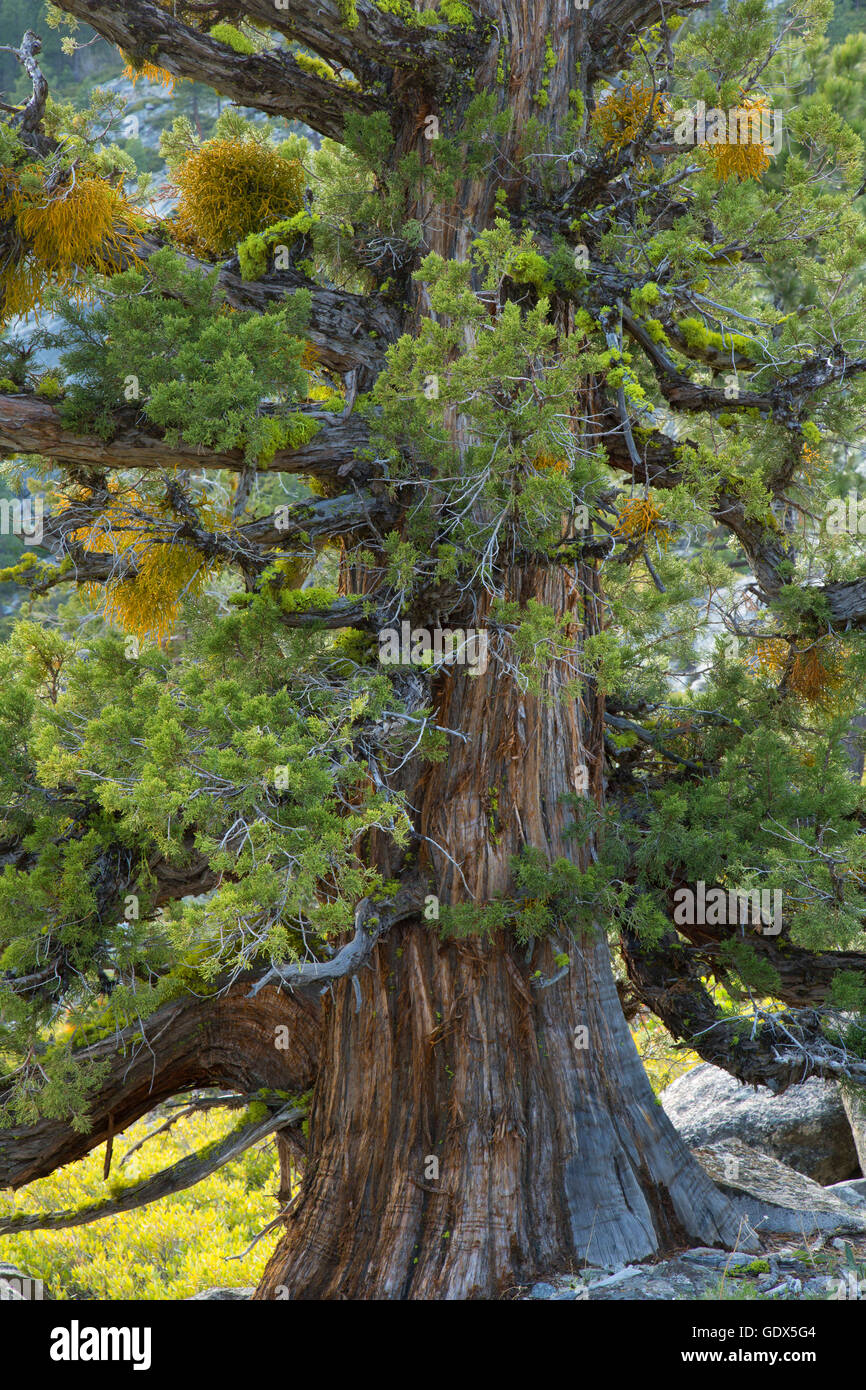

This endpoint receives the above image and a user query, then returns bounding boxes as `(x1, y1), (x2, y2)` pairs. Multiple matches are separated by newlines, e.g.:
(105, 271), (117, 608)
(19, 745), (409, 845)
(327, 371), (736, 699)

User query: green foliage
(42, 249), (312, 464)
(0, 1107), (281, 1298)
(438, 847), (605, 946)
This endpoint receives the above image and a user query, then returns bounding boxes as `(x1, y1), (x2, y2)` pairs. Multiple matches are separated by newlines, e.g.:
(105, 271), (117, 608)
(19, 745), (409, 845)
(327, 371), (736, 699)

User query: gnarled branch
(53, 0), (382, 139)
(249, 872), (428, 998)
(0, 979), (320, 1190)
(0, 395), (373, 481)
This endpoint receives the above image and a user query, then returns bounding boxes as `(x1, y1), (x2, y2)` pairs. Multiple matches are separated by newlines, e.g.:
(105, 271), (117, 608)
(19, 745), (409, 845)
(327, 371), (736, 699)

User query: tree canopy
(2, 0), (866, 1295)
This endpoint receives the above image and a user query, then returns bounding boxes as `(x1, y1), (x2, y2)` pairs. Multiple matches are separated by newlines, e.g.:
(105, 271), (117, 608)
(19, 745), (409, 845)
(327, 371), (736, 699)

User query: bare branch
(0, 1100), (304, 1233)
(248, 872), (428, 998)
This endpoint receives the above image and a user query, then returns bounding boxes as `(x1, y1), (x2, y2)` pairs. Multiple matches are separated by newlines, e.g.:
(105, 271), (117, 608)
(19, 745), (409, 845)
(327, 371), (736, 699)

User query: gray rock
(827, 1178), (866, 1207)
(187, 1286), (255, 1300)
(680, 1248), (753, 1269)
(662, 1062), (859, 1184)
(694, 1138), (866, 1236)
(530, 1282), (556, 1300)
(804, 1276), (833, 1297)
(841, 1087), (866, 1177)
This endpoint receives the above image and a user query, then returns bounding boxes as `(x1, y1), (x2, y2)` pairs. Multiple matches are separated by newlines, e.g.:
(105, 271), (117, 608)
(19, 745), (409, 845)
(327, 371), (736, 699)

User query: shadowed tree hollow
(3, 0), (866, 1299)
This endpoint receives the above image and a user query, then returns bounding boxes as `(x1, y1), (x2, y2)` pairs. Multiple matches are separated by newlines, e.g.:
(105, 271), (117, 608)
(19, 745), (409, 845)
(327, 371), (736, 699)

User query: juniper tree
(3, 0), (866, 1300)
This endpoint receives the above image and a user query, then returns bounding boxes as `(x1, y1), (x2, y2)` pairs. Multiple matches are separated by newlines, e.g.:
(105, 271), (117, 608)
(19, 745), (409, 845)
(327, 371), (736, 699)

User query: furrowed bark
(0, 396), (372, 480)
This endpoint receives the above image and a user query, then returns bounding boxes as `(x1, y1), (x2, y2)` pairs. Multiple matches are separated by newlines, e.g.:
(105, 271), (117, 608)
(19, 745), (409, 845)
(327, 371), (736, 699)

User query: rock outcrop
(662, 1063), (860, 1184)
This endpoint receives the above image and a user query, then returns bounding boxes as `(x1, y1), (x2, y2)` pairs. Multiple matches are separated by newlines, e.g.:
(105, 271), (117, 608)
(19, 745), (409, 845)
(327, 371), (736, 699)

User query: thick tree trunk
(259, 926), (744, 1299)
(258, 566), (744, 1299)
(256, 3), (749, 1294)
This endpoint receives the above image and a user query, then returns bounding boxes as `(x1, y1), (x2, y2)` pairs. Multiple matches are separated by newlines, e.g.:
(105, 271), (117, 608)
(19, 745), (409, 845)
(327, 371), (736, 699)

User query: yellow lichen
(531, 451), (569, 475)
(801, 441), (824, 481)
(120, 59), (186, 90)
(591, 83), (669, 154)
(170, 138), (305, 258)
(0, 174), (140, 319)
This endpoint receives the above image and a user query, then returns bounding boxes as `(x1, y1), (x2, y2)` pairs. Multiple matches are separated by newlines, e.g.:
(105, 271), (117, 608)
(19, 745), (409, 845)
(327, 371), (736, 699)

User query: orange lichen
(614, 496), (670, 547)
(750, 635), (847, 706)
(591, 83), (669, 154)
(0, 174), (140, 319)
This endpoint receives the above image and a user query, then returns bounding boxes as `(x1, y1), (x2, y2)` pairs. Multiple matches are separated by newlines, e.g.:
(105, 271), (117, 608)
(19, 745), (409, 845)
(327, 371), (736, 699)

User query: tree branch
(25, 490), (396, 595)
(0, 395), (373, 482)
(621, 926), (866, 1093)
(53, 0), (383, 139)
(238, 0), (480, 84)
(0, 979), (320, 1189)
(248, 872), (428, 998)
(0, 1098), (305, 1233)
(139, 239), (400, 383)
